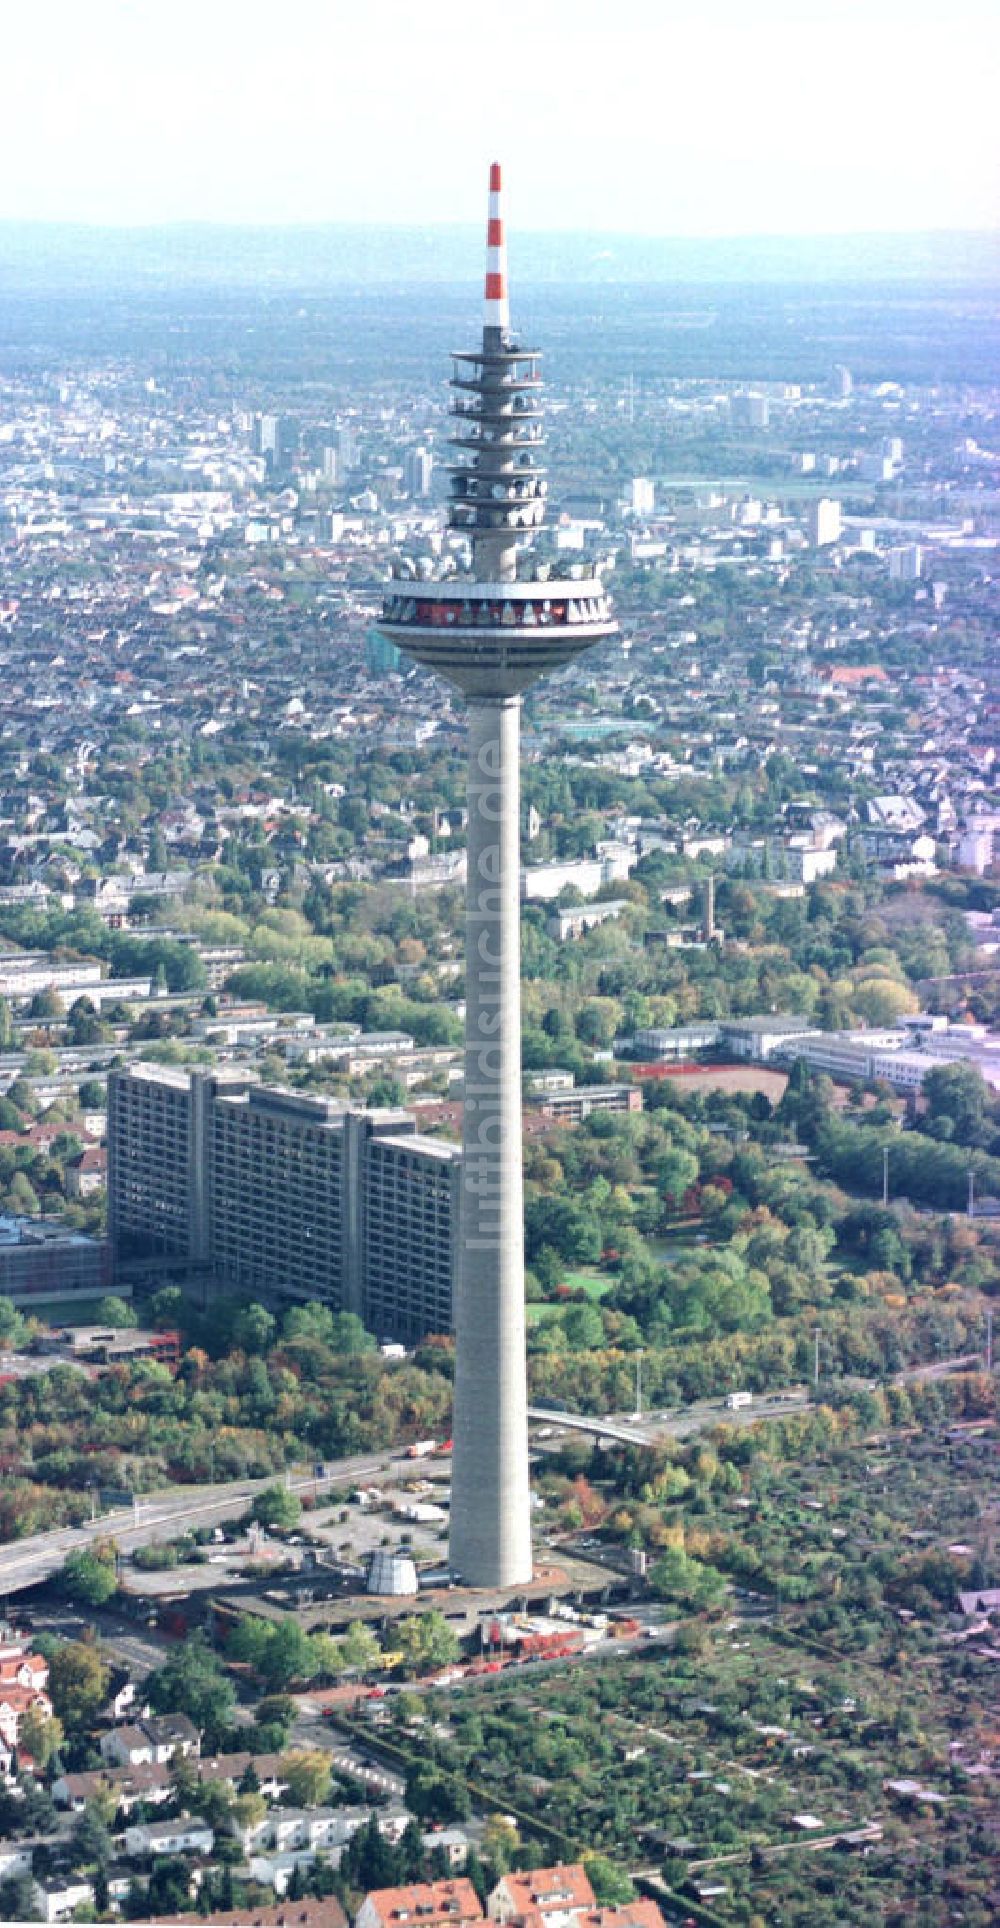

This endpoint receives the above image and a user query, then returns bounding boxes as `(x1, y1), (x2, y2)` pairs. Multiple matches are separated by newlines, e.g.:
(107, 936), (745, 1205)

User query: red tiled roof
(364, 1880), (484, 1925)
(147, 1904), (348, 1928)
(0, 1683), (51, 1710)
(491, 1869), (596, 1920)
(575, 1907), (665, 1928)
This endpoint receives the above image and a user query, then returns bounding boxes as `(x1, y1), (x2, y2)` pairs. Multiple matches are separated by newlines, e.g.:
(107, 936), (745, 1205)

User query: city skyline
(4, 0), (999, 237)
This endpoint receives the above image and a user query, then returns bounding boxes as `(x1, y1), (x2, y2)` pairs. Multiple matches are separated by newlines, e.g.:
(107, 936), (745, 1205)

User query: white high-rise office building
(732, 392), (770, 429)
(404, 446), (434, 498)
(889, 544), (922, 581)
(809, 497), (842, 547)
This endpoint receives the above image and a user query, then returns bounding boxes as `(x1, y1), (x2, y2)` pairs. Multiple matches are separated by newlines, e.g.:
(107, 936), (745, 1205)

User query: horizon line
(0, 215), (997, 244)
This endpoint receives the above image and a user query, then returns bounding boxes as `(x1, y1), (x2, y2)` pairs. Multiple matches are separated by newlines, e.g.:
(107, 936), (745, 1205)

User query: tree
(8, 1171), (40, 1217)
(0, 1874), (37, 1922)
(150, 1285), (185, 1330)
(233, 1303), (276, 1356)
(850, 976), (919, 1027)
(194, 1778), (236, 1832)
(331, 1310), (377, 1354)
(19, 1707), (64, 1771)
(93, 1295), (137, 1329)
(146, 1633), (235, 1747)
(70, 1803), (113, 1872)
(254, 1694), (297, 1733)
(230, 1789), (266, 1839)
(524, 1196), (602, 1265)
(923, 1062), (989, 1146)
(649, 1545), (726, 1610)
(0, 1297), (26, 1348)
(404, 1762), (470, 1824)
(227, 1616), (273, 1673)
(339, 1620), (382, 1675)
(259, 1618), (314, 1692)
(66, 997), (105, 1046)
(29, 987), (66, 1021)
(61, 1548), (118, 1609)
(148, 825), (170, 875)
(482, 1813), (519, 1874)
(251, 1485), (301, 1532)
(7, 1078), (38, 1118)
(395, 1612), (460, 1679)
(563, 1304), (605, 1351)
(47, 1642), (110, 1735)
(283, 1302), (337, 1345)
(282, 1749), (332, 1808)
(655, 1147), (700, 1211)
(147, 1855), (192, 1916)
(344, 1810), (400, 1889)
(170, 1749), (199, 1811)
(287, 1861), (309, 1901)
(583, 1855), (635, 1905)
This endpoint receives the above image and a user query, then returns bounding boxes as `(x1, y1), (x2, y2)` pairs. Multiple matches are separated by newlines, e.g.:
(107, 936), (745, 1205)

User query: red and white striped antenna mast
(484, 160), (510, 338)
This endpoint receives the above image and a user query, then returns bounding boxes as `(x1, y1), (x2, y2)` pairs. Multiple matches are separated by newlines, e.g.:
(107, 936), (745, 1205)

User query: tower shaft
(449, 696), (532, 1585)
(376, 162), (617, 1589)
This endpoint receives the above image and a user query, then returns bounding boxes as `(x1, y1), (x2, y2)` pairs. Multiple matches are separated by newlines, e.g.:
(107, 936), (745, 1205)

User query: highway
(529, 1389), (813, 1449)
(528, 1406), (653, 1445)
(531, 1354), (986, 1452)
(0, 1452), (394, 1600)
(0, 1354), (983, 1600)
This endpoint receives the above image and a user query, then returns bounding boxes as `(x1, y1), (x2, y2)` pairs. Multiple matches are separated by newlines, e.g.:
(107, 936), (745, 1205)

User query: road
(0, 1452), (394, 1599)
(532, 1354), (986, 1452)
(531, 1389), (813, 1449)
(0, 1353), (983, 1599)
(529, 1406), (653, 1446)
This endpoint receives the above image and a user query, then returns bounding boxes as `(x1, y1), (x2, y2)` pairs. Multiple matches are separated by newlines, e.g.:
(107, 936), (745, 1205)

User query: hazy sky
(5, 0), (998, 235)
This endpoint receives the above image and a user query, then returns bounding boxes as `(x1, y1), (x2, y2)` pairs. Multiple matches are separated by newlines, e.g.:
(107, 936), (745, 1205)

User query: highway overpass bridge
(528, 1407), (653, 1447)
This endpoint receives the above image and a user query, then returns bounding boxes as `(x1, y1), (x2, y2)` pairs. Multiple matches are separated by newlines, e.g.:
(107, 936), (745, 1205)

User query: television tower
(377, 164), (617, 1587)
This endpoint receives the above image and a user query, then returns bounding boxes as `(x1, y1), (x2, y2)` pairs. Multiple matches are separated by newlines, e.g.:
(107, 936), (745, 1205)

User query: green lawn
(560, 1269), (611, 1300)
(526, 1267), (610, 1327)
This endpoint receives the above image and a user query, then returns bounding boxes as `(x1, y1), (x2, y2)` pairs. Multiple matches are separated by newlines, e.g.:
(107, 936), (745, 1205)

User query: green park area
(376, 1406), (998, 1927)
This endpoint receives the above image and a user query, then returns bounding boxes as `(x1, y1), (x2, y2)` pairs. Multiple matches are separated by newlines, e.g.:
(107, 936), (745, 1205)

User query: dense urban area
(0, 253), (995, 1926)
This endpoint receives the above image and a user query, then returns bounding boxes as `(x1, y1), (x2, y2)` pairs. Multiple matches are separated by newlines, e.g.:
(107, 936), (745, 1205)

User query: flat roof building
(108, 1066), (460, 1342)
(718, 1015), (816, 1062)
(529, 1084), (642, 1126)
(0, 1215), (109, 1307)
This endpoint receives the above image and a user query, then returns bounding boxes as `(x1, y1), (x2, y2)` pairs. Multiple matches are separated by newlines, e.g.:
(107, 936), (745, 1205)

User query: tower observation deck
(377, 164), (617, 1589)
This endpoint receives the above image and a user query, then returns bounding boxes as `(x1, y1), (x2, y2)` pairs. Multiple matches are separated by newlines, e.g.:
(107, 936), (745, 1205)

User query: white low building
(32, 1877), (95, 1923)
(249, 1849), (318, 1894)
(124, 1817), (214, 1857)
(0, 1843), (32, 1880)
